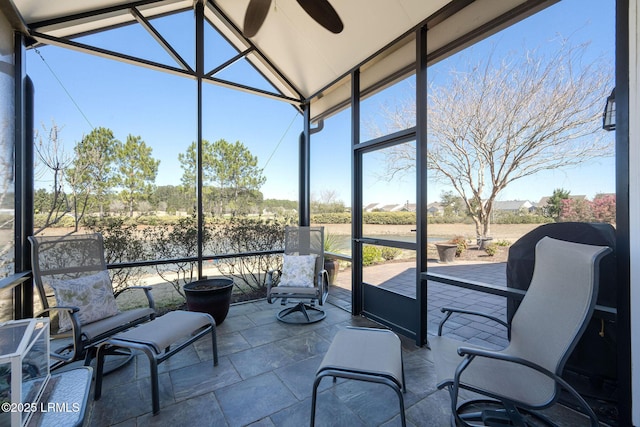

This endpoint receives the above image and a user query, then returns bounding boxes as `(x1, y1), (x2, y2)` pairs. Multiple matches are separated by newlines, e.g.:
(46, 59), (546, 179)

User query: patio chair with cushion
(431, 236), (611, 426)
(29, 233), (156, 370)
(266, 226), (329, 324)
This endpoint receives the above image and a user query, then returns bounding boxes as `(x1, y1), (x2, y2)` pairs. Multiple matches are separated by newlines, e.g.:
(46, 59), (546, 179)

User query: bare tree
(311, 189), (345, 214)
(375, 39), (613, 238)
(34, 122), (71, 233)
(0, 117), (14, 276)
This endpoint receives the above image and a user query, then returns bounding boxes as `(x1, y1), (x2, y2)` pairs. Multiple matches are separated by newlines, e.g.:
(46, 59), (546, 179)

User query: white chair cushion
(49, 270), (120, 333)
(278, 254), (317, 287)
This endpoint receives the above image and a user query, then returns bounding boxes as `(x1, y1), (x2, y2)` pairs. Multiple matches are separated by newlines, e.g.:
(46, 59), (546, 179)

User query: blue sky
(27, 0), (615, 207)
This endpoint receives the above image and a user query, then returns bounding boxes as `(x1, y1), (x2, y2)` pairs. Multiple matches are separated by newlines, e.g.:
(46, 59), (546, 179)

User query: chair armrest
(35, 307), (83, 364)
(438, 307), (509, 336)
(457, 346), (547, 372)
(36, 305), (79, 316)
(114, 286), (156, 312)
(454, 346), (599, 427)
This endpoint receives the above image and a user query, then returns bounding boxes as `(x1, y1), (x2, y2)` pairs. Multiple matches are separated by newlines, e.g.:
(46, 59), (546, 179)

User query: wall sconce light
(602, 88), (615, 131)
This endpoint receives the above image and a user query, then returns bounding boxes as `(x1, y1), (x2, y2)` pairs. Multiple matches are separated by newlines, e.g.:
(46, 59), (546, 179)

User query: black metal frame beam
(415, 24), (428, 347)
(427, 0), (557, 64)
(356, 127), (416, 154)
(206, 47), (255, 78)
(24, 0), (305, 106)
(30, 30), (192, 77)
(299, 104), (311, 226)
(28, 0), (177, 31)
(351, 69), (362, 315)
(615, 0), (631, 425)
(29, 30), (301, 105)
(13, 32), (33, 319)
(130, 6), (192, 72)
(309, 0), (558, 123)
(195, 0), (204, 279)
(204, 0), (303, 102)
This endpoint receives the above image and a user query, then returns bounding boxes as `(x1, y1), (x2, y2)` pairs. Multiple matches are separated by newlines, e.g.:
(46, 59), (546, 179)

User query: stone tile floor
(82, 264), (602, 426)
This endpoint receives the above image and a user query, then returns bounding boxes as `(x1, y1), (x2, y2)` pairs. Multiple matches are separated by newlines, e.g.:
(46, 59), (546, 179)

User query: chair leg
(310, 375), (324, 427)
(94, 344), (107, 400)
(392, 385), (407, 427)
(210, 325), (218, 366)
(136, 346), (161, 415)
(83, 347), (94, 366)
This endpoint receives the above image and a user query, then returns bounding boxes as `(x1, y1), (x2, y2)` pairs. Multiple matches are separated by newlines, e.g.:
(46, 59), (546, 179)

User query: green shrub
(311, 211), (418, 225)
(450, 235), (468, 257)
(492, 213), (553, 224)
(143, 214), (202, 299)
(494, 239), (511, 247)
(485, 244), (498, 256)
(211, 218), (287, 295)
(323, 232), (342, 253)
(381, 247), (401, 261)
(362, 245), (382, 266)
(427, 215), (466, 224)
(363, 211), (415, 225)
(311, 212), (351, 224)
(87, 218), (147, 293)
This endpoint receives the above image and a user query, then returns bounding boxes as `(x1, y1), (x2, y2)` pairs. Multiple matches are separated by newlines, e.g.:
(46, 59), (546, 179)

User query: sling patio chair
(266, 226), (329, 324)
(29, 233), (156, 371)
(430, 236), (611, 426)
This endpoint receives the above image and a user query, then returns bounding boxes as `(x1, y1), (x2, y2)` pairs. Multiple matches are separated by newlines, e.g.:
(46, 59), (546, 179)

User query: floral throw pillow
(49, 270), (120, 333)
(278, 255), (317, 288)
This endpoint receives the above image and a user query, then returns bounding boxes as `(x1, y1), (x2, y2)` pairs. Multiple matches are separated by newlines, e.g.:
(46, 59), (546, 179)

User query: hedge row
(310, 212), (416, 225)
(492, 213), (553, 225)
(33, 211), (556, 229)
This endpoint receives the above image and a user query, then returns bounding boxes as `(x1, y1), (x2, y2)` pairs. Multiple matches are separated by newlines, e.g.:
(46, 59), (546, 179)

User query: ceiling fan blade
(296, 0), (344, 34)
(243, 0), (272, 37)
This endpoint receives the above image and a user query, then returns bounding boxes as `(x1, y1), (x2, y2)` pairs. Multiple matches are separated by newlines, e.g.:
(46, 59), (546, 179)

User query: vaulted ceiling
(4, 0), (557, 121)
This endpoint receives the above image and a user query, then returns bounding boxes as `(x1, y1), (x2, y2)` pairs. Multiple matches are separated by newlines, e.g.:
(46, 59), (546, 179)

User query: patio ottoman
(310, 327), (406, 426)
(93, 310), (218, 415)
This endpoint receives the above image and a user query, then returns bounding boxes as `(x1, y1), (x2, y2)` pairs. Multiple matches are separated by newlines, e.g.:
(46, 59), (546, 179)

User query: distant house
(364, 202), (416, 212)
(427, 202), (444, 216)
(493, 200), (534, 214)
(364, 203), (384, 212)
(380, 204), (399, 212)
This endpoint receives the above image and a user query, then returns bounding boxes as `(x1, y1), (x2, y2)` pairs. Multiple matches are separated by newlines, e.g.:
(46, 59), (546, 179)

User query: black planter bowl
(183, 278), (234, 325)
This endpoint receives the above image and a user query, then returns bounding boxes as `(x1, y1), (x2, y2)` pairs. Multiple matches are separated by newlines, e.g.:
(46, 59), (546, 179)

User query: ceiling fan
(243, 0), (344, 38)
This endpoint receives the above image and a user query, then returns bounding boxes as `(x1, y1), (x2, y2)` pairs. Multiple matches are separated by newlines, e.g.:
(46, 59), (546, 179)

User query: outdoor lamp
(603, 88), (615, 131)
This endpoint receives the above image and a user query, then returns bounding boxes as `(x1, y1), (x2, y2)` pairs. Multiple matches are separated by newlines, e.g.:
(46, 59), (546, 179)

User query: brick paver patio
(332, 260), (510, 349)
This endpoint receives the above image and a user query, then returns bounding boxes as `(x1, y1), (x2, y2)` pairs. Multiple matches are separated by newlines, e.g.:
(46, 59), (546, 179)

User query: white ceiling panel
(5, 0), (557, 120)
(213, 0), (447, 98)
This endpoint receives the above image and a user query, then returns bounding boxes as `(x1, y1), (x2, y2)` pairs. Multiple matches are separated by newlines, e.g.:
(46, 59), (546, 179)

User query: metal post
(195, 0), (204, 278)
(299, 104), (311, 226)
(415, 25), (428, 347)
(13, 33), (33, 319)
(615, 0), (631, 424)
(351, 69), (362, 315)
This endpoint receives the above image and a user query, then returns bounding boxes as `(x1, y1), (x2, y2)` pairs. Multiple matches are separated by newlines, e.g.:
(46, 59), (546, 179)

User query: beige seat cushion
(319, 328), (403, 386)
(81, 307), (155, 341)
(112, 310), (213, 353)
